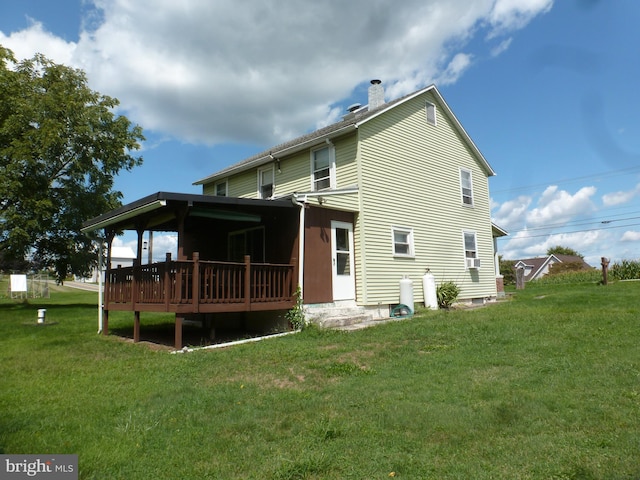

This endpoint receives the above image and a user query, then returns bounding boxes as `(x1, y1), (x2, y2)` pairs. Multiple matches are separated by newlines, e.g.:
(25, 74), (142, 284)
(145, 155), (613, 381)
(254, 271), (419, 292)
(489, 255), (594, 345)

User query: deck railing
(105, 252), (296, 312)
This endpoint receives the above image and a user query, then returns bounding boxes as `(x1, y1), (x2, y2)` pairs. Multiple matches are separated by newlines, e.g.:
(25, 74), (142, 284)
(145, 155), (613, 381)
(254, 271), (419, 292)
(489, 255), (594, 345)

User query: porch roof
(81, 191), (297, 233)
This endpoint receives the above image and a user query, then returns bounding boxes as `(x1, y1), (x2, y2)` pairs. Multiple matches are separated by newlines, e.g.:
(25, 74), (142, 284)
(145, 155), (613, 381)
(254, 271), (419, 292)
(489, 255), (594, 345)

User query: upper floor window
(460, 168), (473, 206)
(215, 179), (228, 197)
(258, 166), (274, 199)
(392, 226), (415, 257)
(463, 230), (480, 269)
(311, 145), (335, 191)
(425, 101), (437, 126)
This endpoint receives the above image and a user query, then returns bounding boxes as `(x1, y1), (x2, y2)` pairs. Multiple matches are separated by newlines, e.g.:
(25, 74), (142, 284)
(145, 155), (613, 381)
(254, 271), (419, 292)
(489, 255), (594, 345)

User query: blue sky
(2, 0), (640, 266)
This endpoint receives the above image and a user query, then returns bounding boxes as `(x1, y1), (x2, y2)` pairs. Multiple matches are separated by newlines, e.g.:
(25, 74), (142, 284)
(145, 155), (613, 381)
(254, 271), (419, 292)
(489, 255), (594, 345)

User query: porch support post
(192, 252), (200, 313)
(136, 226), (145, 265)
(133, 311), (140, 343)
(164, 252), (172, 311)
(244, 255), (251, 308)
(176, 205), (188, 260)
(175, 315), (183, 350)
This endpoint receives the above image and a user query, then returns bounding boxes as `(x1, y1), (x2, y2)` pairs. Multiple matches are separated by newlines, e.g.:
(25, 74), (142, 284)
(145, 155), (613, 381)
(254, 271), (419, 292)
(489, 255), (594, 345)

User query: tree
(498, 256), (516, 285)
(0, 47), (144, 282)
(546, 245), (583, 259)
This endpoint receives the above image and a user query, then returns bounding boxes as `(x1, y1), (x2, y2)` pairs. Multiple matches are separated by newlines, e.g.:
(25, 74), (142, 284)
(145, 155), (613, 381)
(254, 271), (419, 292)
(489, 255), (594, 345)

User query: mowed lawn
(1, 281), (639, 479)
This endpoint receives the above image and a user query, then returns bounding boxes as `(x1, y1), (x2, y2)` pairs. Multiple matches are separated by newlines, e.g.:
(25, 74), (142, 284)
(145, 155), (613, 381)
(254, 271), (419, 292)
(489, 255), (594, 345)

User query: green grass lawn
(1, 281), (639, 479)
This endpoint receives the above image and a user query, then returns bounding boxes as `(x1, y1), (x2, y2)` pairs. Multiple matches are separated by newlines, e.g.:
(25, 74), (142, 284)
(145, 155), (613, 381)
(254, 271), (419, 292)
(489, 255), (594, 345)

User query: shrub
(436, 281), (460, 309)
(532, 269), (601, 285)
(285, 286), (306, 330)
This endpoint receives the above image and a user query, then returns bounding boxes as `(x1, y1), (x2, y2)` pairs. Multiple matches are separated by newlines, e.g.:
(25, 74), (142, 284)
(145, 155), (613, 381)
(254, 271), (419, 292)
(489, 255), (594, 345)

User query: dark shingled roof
(194, 85), (438, 185)
(193, 83), (496, 186)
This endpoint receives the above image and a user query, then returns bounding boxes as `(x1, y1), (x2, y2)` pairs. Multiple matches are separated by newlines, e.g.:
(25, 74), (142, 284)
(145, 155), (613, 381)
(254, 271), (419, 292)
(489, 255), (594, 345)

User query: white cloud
(0, 20), (77, 64)
(0, 0), (554, 146)
(434, 53), (474, 85)
(488, 0), (554, 37)
(602, 184), (640, 207)
(526, 185), (596, 227)
(491, 37), (513, 56)
(112, 233), (177, 262)
(620, 231), (640, 242)
(491, 195), (532, 231)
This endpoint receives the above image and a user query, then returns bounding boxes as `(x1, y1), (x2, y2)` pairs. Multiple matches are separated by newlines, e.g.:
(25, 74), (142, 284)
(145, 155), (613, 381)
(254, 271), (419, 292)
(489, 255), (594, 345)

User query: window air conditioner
(466, 258), (481, 269)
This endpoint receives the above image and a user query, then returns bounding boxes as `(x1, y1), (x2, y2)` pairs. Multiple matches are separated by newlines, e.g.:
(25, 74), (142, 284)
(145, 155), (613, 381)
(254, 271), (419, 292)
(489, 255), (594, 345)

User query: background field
(1, 281), (639, 479)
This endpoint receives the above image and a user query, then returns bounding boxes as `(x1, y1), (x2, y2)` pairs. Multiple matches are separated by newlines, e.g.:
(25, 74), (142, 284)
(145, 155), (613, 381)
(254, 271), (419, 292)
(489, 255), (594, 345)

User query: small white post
(98, 241), (104, 333)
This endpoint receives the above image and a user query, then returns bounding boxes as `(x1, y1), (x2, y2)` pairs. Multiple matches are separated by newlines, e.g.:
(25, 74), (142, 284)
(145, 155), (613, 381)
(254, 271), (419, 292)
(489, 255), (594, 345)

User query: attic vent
(347, 103), (362, 113)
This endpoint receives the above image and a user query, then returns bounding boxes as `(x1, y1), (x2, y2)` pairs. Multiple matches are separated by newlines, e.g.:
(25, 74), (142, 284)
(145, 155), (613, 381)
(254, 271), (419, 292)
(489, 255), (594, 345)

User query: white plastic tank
(37, 309), (46, 324)
(423, 270), (438, 310)
(399, 276), (414, 313)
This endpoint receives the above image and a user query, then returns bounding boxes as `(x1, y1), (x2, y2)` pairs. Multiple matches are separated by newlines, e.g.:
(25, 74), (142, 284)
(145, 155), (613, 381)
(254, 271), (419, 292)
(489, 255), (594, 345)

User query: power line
(505, 213), (640, 234)
(492, 165), (640, 195)
(506, 221), (640, 240)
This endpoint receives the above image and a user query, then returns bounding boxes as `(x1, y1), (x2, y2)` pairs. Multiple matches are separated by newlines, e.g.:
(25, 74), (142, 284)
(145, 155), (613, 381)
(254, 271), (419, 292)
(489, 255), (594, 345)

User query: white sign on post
(10, 274), (28, 293)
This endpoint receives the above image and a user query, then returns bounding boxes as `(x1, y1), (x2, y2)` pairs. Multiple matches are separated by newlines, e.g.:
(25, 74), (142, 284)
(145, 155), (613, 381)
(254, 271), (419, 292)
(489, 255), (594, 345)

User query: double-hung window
(311, 146), (334, 191)
(463, 231), (480, 269)
(392, 227), (414, 257)
(258, 166), (274, 199)
(460, 168), (473, 206)
(214, 179), (227, 197)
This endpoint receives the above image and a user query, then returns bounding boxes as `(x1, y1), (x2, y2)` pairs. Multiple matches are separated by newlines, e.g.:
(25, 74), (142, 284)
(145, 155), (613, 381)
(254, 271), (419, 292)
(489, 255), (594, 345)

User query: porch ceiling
(81, 191), (297, 233)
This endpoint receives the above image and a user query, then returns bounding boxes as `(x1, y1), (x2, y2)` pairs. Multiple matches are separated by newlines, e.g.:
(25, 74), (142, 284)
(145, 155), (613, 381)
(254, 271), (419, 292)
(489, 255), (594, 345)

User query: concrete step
(305, 303), (374, 329)
(318, 314), (373, 329)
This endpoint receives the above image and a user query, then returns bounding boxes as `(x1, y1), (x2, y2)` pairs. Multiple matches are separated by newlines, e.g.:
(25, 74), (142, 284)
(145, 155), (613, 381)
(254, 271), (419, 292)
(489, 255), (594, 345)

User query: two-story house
(82, 81), (503, 348)
(193, 81), (501, 319)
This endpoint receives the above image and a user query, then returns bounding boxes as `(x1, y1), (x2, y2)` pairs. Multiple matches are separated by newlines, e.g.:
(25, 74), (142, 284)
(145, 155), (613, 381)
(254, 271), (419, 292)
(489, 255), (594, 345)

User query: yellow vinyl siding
(356, 91), (496, 304)
(203, 133), (361, 211)
(199, 87), (497, 306)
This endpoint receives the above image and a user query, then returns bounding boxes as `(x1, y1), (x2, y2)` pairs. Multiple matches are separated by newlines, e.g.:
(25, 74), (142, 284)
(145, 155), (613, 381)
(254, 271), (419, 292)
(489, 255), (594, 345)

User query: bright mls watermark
(1, 455), (77, 479)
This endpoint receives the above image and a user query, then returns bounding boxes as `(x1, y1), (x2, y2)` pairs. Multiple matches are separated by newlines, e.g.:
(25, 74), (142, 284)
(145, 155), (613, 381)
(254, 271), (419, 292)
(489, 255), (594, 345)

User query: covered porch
(82, 192), (301, 349)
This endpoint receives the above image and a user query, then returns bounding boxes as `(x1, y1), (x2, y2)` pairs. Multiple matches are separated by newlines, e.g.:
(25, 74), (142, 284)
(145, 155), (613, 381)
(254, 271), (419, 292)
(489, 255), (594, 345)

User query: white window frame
(426, 101), (437, 126)
(310, 145), (336, 191)
(392, 226), (415, 258)
(463, 230), (480, 269)
(214, 179), (228, 197)
(460, 168), (474, 206)
(257, 165), (274, 199)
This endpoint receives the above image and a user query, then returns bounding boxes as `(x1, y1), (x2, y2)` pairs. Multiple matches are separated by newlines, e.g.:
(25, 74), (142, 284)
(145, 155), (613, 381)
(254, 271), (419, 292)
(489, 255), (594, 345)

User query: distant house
(513, 254), (592, 282)
(80, 246), (136, 283)
(109, 246), (136, 269)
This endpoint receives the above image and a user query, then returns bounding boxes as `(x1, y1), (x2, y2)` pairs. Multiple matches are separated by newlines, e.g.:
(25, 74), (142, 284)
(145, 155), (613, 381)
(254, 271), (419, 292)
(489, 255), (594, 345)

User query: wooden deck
(103, 253), (297, 348)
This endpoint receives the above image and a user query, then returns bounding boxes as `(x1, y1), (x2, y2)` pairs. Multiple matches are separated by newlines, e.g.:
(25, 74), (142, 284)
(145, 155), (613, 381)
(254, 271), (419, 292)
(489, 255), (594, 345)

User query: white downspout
(292, 194), (307, 298)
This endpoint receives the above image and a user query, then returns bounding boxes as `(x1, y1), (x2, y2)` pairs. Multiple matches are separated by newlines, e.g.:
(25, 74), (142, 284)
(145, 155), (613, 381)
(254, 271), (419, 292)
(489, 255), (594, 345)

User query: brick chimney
(368, 79), (384, 109)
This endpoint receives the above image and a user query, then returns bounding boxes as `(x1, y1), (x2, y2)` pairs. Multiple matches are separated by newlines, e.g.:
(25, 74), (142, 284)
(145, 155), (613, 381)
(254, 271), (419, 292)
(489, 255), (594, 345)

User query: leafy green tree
(0, 47), (144, 282)
(499, 256), (516, 285)
(546, 245), (583, 259)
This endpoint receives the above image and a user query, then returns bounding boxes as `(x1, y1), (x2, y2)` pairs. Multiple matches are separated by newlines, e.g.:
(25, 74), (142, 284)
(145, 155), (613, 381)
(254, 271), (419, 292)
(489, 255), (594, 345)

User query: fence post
(601, 257), (610, 285)
(516, 266), (525, 290)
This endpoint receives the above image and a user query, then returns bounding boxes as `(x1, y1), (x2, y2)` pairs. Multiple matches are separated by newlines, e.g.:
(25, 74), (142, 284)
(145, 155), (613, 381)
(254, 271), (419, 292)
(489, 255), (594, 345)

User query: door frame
(331, 220), (355, 301)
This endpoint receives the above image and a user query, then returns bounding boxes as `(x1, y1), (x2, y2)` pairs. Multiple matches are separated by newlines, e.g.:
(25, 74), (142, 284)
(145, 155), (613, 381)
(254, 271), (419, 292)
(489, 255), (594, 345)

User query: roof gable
(193, 84), (496, 186)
